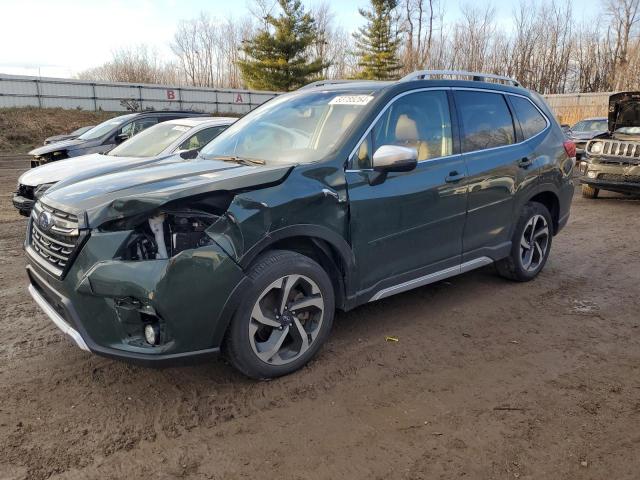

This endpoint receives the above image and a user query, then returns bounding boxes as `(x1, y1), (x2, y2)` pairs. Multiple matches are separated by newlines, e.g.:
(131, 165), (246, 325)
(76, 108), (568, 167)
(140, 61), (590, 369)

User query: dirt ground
(0, 155), (639, 480)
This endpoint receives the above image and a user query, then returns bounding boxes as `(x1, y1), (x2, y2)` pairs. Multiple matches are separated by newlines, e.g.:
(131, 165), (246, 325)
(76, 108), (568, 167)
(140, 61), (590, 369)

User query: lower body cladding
(26, 230), (247, 366)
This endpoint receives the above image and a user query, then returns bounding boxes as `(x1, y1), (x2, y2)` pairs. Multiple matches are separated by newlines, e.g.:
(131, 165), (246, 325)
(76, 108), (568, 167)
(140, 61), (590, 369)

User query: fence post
(34, 78), (42, 108)
(91, 83), (97, 111)
(138, 85), (143, 111)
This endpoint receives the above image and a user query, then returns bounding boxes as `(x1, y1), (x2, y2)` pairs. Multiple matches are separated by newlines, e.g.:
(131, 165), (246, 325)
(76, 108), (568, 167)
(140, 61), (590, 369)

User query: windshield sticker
(329, 95), (374, 106)
(172, 126), (190, 132)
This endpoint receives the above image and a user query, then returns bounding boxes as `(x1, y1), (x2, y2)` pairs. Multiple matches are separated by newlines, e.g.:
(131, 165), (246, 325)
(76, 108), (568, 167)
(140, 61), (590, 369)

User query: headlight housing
(589, 141), (603, 155)
(108, 210), (219, 261)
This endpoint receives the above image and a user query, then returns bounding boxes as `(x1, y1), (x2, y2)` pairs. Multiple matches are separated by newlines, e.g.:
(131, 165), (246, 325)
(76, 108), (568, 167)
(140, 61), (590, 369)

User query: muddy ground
(0, 155), (639, 480)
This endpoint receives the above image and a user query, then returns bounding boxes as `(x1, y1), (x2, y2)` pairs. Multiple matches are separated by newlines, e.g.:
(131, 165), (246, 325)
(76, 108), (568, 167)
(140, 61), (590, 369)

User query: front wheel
(581, 184), (599, 199)
(496, 202), (553, 282)
(224, 250), (335, 379)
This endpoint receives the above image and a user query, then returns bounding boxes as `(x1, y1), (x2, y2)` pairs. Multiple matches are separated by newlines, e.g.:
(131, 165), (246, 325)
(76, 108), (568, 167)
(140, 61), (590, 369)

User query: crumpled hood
(19, 153), (155, 187)
(41, 158), (293, 227)
(29, 138), (87, 156)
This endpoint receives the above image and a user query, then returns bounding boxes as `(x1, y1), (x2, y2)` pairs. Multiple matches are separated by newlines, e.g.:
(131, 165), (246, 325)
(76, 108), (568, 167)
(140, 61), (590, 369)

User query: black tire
(224, 250), (335, 379)
(496, 202), (553, 282)
(581, 183), (599, 199)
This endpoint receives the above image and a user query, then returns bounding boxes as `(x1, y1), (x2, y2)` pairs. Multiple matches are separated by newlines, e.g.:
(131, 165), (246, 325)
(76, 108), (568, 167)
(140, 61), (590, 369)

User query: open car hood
(41, 158), (292, 227)
(29, 138), (87, 156)
(608, 92), (640, 132)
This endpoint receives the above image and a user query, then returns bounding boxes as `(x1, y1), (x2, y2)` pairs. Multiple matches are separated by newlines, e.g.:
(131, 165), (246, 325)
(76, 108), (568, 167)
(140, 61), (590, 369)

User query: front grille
(589, 139), (640, 159)
(17, 184), (35, 200)
(28, 202), (81, 277)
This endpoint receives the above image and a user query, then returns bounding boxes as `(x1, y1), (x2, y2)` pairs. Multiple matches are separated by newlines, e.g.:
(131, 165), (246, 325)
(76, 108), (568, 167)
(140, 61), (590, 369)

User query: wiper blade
(211, 155), (265, 166)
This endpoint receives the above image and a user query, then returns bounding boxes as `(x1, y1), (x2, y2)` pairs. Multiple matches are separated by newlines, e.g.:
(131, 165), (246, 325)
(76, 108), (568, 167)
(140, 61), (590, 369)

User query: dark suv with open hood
(579, 92), (640, 198)
(24, 71), (575, 379)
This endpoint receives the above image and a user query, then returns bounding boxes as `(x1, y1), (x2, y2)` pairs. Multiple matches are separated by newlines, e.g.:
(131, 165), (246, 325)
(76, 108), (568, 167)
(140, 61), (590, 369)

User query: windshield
(77, 114), (135, 140)
(572, 119), (607, 132)
(108, 122), (191, 157)
(200, 90), (376, 164)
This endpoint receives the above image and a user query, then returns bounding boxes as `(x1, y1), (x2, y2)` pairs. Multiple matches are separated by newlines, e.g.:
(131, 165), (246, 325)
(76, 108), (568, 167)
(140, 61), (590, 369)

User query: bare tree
(77, 45), (179, 84)
(171, 13), (254, 88)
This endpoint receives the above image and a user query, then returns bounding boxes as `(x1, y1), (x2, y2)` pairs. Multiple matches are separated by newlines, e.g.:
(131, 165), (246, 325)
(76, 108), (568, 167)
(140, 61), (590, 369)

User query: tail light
(563, 140), (576, 159)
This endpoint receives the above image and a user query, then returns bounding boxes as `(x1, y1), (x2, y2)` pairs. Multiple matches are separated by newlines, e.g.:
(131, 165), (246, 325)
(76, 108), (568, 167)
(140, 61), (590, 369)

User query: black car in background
(43, 125), (94, 145)
(28, 111), (206, 168)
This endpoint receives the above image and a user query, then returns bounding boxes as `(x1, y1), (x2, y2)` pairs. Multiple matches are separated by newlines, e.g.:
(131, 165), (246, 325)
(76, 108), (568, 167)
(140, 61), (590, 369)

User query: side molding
(369, 256), (493, 301)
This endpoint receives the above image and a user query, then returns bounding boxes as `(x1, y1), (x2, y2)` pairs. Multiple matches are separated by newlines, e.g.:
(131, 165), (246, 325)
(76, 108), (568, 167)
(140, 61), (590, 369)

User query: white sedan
(13, 117), (236, 216)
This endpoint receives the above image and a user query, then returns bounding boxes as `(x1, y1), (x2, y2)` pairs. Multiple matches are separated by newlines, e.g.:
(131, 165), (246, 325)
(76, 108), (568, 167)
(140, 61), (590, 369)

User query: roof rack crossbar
(401, 70), (520, 87)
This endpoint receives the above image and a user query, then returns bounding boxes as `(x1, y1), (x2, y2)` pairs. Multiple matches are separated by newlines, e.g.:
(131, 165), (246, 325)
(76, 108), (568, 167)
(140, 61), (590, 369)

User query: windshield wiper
(210, 155), (265, 166)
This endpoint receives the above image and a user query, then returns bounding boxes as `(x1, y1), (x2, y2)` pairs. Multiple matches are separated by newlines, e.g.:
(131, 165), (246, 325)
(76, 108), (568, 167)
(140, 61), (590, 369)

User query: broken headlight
(117, 210), (219, 261)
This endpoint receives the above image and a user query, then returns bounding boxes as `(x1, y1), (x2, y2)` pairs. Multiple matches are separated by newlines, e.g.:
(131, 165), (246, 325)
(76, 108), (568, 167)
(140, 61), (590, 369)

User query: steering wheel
(239, 122), (299, 154)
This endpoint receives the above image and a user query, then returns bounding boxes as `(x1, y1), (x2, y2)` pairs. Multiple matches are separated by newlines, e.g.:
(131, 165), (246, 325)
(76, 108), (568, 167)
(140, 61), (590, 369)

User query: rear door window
(455, 91), (515, 152)
(510, 96), (548, 139)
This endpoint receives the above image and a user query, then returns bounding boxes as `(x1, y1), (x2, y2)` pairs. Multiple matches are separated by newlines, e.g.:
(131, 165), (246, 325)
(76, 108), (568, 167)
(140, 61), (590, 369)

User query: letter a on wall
(235, 93), (243, 103)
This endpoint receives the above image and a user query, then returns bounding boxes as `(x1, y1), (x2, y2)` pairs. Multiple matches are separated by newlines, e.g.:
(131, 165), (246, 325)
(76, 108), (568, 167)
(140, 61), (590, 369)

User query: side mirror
(179, 148), (199, 160)
(115, 132), (129, 144)
(372, 145), (418, 173)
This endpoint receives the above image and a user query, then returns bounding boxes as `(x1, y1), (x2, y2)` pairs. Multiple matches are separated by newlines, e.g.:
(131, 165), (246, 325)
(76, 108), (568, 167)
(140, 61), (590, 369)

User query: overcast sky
(0, 0), (602, 79)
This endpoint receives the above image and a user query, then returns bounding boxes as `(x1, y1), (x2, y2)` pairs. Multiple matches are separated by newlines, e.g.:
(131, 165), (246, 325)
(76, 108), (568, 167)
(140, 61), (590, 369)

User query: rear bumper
(12, 194), (34, 216)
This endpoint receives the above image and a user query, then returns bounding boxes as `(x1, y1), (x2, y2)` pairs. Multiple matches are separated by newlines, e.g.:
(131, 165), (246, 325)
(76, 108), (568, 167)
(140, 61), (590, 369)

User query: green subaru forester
(25, 71), (575, 378)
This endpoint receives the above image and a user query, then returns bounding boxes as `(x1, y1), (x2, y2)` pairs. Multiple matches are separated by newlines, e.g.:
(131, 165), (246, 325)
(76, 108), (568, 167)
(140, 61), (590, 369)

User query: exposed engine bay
(121, 210), (219, 260)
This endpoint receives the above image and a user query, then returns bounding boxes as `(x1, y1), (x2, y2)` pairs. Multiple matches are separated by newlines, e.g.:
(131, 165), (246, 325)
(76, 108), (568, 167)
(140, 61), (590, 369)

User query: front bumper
(12, 194), (34, 216)
(580, 177), (640, 194)
(28, 281), (89, 351)
(26, 229), (247, 367)
(578, 159), (640, 194)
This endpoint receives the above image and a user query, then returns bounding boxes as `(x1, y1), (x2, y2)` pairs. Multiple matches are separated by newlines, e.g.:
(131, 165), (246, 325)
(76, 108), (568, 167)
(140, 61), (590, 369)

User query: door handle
(519, 157), (533, 168)
(445, 171), (465, 183)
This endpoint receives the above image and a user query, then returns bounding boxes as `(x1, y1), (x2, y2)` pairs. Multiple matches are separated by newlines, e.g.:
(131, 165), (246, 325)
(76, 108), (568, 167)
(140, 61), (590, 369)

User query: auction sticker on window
(329, 95), (374, 106)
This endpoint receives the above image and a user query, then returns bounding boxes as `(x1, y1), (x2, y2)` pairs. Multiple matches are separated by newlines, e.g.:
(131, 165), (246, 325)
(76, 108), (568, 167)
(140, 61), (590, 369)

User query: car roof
(163, 117), (237, 127)
(580, 117), (607, 121)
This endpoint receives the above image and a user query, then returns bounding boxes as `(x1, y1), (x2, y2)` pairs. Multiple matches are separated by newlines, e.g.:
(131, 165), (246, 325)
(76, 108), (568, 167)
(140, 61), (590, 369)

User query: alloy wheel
(249, 274), (325, 366)
(520, 214), (550, 272)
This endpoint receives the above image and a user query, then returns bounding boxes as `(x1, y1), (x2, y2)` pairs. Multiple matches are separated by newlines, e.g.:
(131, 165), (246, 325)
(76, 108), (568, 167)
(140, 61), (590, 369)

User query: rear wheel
(224, 250), (334, 379)
(581, 184), (599, 199)
(497, 202), (553, 282)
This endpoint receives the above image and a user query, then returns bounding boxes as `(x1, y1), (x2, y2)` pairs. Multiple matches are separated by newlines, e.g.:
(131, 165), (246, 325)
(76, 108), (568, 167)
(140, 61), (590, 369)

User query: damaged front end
(25, 162), (294, 364)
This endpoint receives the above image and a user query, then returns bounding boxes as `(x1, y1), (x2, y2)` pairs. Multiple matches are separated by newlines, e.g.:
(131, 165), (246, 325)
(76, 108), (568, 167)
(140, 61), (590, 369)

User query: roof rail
(299, 80), (361, 90)
(400, 70), (521, 87)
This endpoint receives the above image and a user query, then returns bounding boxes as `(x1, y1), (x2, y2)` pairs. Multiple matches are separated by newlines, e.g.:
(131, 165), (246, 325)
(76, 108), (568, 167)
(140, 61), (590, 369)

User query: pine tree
(353, 0), (402, 80)
(238, 0), (328, 91)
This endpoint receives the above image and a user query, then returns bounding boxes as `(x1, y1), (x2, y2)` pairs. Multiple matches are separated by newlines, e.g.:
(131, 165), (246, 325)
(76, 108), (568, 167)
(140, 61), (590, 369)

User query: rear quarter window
(510, 96), (548, 139)
(455, 91), (515, 152)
